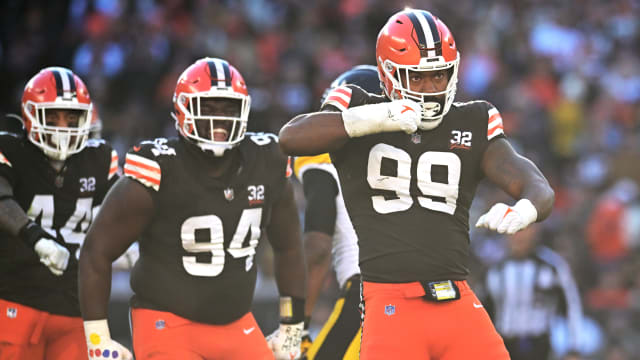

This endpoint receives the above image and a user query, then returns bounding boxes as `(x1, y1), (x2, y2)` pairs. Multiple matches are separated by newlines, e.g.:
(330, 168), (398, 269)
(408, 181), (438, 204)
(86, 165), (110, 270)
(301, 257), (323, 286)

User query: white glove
(34, 238), (70, 276)
(342, 99), (421, 137)
(266, 322), (304, 360)
(475, 199), (538, 235)
(300, 328), (312, 356)
(83, 319), (133, 360)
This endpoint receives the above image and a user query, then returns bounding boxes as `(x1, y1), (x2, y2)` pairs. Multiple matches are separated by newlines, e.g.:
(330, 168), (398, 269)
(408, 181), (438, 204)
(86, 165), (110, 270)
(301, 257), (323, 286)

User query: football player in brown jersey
(79, 58), (306, 360)
(0, 67), (120, 360)
(279, 8), (554, 360)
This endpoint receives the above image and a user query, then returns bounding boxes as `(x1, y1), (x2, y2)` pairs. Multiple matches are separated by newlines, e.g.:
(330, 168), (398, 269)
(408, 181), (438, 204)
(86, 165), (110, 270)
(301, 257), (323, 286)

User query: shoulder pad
(321, 84), (385, 112)
(81, 138), (118, 179)
(123, 138), (172, 191)
(108, 148), (118, 180)
(452, 100), (489, 109)
(85, 138), (107, 148)
(322, 85), (353, 112)
(293, 154), (332, 179)
(486, 104), (504, 140)
(124, 151), (161, 191)
(245, 132), (279, 147)
(0, 132), (23, 168)
(0, 151), (12, 168)
(138, 138), (177, 157)
(0, 131), (23, 139)
(452, 100), (504, 140)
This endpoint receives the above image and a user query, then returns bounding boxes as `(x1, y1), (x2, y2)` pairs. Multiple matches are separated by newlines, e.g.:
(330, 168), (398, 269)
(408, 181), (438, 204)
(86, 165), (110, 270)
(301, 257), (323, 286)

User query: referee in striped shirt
(484, 225), (583, 360)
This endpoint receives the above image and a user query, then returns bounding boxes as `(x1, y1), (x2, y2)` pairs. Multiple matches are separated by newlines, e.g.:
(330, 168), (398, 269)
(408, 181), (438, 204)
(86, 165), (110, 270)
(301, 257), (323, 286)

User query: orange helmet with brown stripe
(376, 9), (459, 130)
(172, 57), (251, 156)
(21, 67), (92, 160)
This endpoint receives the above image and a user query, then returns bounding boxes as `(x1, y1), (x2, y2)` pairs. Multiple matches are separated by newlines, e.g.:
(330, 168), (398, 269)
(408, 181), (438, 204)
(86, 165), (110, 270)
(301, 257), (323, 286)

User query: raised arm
(279, 112), (350, 156)
(476, 138), (555, 234)
(279, 99), (422, 156)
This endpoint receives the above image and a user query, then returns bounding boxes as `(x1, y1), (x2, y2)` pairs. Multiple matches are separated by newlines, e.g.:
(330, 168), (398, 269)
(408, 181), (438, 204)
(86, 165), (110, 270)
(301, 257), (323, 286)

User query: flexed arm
(0, 176), (69, 275)
(476, 138), (555, 234)
(279, 100), (421, 156)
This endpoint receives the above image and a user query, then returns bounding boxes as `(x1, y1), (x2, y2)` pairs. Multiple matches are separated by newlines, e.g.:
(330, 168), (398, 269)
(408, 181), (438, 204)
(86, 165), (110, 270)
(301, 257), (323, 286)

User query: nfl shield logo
(411, 133), (421, 144)
(224, 188), (234, 201)
(384, 304), (395, 316)
(7, 307), (17, 318)
(155, 319), (165, 330)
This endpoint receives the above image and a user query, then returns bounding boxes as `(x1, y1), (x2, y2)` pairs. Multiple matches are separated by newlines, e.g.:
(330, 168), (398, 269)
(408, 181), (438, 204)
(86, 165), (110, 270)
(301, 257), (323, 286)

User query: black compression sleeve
(302, 169), (339, 236)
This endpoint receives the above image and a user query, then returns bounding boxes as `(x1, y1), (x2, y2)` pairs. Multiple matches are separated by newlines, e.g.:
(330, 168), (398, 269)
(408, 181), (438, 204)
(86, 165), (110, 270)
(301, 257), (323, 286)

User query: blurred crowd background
(1, 0), (639, 359)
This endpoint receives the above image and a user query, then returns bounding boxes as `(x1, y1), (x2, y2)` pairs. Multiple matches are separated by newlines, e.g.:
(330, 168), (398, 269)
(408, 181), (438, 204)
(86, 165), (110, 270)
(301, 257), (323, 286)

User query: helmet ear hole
(385, 63), (394, 72)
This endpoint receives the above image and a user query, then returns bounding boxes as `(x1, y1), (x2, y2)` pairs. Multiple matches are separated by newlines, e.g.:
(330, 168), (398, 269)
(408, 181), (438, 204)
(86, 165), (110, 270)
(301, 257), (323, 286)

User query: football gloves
(476, 199), (538, 235)
(266, 322), (304, 360)
(83, 319), (133, 360)
(300, 328), (312, 357)
(20, 220), (69, 276)
(342, 99), (421, 137)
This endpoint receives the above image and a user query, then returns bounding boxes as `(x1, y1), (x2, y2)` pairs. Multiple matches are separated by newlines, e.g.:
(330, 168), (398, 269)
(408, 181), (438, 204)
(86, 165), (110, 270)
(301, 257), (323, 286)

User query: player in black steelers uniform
(297, 65), (381, 360)
(0, 67), (120, 360)
(79, 57), (306, 360)
(280, 8), (555, 360)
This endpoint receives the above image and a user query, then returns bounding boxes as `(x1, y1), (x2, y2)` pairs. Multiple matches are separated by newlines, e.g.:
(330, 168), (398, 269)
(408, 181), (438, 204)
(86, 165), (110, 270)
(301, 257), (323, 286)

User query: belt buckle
(423, 280), (460, 302)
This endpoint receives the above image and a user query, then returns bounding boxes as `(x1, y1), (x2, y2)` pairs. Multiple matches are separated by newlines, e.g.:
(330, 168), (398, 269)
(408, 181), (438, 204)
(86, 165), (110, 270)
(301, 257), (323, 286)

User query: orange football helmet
(376, 9), (459, 130)
(172, 57), (251, 156)
(21, 67), (92, 160)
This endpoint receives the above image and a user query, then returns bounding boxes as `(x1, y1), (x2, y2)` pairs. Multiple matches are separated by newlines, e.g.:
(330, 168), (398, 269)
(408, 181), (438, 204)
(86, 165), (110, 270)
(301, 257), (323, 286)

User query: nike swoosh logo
(243, 327), (255, 335)
(473, 302), (484, 308)
(401, 105), (414, 114)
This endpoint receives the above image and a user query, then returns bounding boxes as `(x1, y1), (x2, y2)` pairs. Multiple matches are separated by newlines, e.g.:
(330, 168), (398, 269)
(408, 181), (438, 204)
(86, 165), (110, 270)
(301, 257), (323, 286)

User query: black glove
(18, 220), (55, 247)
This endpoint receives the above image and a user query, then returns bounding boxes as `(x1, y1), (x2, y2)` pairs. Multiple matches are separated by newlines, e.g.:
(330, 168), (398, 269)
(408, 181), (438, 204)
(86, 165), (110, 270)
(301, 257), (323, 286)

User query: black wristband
(279, 296), (306, 324)
(18, 220), (52, 248)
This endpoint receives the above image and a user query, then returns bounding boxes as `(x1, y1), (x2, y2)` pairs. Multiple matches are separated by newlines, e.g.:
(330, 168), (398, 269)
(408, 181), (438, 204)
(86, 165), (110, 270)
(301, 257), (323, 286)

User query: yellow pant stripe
(306, 297), (346, 360)
(343, 327), (361, 360)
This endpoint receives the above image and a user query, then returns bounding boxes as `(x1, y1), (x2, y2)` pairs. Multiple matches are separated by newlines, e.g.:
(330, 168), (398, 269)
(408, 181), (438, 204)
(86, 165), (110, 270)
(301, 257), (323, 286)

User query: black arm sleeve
(302, 169), (339, 236)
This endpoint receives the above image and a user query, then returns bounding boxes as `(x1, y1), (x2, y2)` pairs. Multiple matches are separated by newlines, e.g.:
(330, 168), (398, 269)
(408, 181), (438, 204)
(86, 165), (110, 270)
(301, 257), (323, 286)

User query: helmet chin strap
(197, 142), (231, 157)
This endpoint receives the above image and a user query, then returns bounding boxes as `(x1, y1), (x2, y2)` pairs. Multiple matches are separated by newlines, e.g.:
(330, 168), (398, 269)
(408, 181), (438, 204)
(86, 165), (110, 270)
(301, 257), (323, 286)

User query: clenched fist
(476, 199), (538, 235)
(342, 99), (421, 137)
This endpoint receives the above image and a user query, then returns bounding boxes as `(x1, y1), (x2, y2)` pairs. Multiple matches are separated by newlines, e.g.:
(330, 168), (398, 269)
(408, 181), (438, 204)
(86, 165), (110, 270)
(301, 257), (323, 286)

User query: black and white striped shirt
(485, 246), (583, 348)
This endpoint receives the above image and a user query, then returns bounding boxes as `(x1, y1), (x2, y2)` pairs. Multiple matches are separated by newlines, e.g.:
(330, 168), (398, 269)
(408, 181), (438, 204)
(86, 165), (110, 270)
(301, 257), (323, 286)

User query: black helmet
(321, 65), (381, 104)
